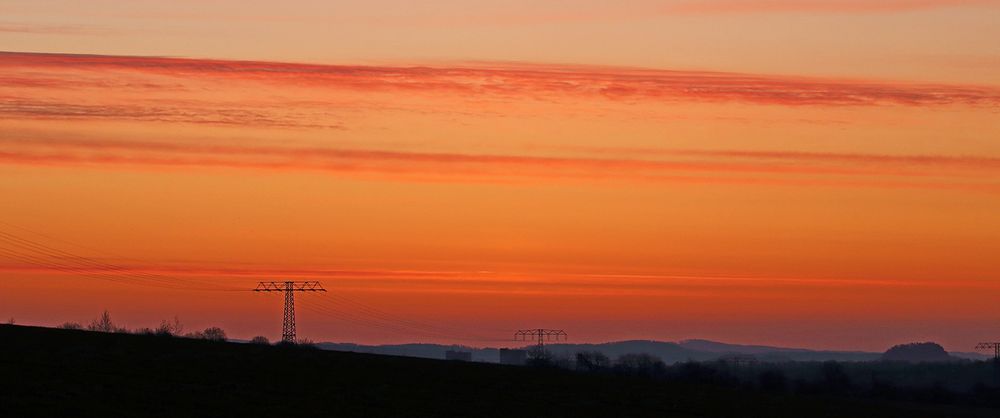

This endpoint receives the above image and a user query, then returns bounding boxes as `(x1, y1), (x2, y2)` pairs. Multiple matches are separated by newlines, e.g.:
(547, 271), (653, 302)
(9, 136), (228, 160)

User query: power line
(0, 224), (516, 344)
(0, 229), (243, 291)
(304, 295), (508, 343)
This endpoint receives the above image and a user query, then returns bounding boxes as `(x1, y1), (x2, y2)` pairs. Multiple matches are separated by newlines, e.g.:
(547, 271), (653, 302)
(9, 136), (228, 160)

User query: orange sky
(1, 0), (999, 351)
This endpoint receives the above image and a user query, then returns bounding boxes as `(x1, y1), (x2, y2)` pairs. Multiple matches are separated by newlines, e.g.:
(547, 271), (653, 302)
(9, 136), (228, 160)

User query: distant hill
(882, 342), (957, 363)
(318, 342), (502, 362)
(319, 338), (883, 363)
(677, 339), (881, 362)
(2, 324), (995, 418)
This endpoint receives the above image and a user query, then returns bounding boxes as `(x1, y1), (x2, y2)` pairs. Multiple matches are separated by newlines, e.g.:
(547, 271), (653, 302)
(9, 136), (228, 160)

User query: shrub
(614, 353), (667, 378)
(155, 317), (184, 336)
(576, 351), (611, 372)
(758, 369), (788, 392)
(59, 322), (83, 330)
(202, 327), (227, 342)
(186, 327), (227, 342)
(249, 336), (270, 345)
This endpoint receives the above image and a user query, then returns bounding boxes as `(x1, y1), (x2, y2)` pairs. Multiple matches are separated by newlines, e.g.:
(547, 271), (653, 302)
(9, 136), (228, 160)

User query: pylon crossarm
(255, 281), (327, 292)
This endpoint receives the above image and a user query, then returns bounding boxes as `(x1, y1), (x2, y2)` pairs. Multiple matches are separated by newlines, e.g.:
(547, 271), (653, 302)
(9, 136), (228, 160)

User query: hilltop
(320, 338), (987, 363)
(1, 325), (996, 418)
(883, 342), (957, 363)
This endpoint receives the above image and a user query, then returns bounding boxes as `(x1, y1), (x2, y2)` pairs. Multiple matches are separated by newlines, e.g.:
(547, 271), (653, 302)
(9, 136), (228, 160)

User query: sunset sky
(1, 0), (999, 351)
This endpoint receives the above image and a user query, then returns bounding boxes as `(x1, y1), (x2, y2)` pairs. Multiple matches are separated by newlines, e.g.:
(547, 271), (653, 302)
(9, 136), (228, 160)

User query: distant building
(445, 350), (472, 361)
(499, 348), (527, 365)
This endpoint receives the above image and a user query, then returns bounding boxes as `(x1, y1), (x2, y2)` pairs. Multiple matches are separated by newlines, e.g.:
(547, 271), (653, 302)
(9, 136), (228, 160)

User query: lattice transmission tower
(254, 281), (326, 344)
(515, 328), (567, 357)
(976, 342), (1000, 361)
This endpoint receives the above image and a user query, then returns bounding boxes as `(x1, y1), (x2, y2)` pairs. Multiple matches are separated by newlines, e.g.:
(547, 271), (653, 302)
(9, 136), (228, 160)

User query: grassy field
(0, 324), (995, 417)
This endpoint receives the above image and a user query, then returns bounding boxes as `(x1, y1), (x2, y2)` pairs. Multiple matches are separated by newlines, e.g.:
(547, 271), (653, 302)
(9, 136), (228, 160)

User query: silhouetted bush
(671, 360), (721, 384)
(250, 336), (270, 345)
(134, 327), (157, 335)
(575, 351), (611, 373)
(185, 327), (227, 342)
(758, 369), (788, 393)
(59, 322), (83, 330)
(614, 353), (666, 379)
(820, 361), (854, 394)
(154, 317), (184, 337)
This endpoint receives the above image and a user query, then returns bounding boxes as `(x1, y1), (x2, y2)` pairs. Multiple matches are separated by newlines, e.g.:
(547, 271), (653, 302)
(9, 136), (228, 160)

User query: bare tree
(155, 316), (184, 336)
(87, 310), (117, 332)
(6, 317), (14, 325)
(202, 327), (226, 341)
(59, 322), (83, 330)
(249, 336), (270, 345)
(170, 316), (184, 335)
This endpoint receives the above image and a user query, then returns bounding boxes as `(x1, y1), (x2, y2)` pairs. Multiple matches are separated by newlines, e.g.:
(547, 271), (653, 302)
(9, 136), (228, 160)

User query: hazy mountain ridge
(317, 339), (989, 363)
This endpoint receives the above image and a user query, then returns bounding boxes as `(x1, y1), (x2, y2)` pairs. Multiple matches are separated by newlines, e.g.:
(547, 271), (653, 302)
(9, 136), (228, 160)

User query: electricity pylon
(515, 328), (567, 358)
(976, 342), (1000, 361)
(254, 281), (325, 343)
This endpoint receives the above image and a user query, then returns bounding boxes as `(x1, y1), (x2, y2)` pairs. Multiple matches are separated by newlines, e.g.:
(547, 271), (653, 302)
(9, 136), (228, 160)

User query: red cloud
(1, 137), (997, 193)
(3, 51), (999, 107)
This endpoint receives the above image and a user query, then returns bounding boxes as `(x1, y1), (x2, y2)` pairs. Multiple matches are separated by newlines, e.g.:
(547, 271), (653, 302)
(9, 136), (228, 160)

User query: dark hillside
(0, 325), (993, 418)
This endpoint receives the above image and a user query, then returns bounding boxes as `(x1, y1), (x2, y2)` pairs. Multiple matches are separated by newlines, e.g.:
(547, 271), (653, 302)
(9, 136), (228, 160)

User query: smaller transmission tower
(254, 281), (325, 344)
(976, 342), (1000, 361)
(515, 328), (567, 358)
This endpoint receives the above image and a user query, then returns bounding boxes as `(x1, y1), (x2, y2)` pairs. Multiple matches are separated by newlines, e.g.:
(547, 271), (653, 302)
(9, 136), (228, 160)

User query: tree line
(531, 350), (1000, 408)
(56, 310), (242, 343)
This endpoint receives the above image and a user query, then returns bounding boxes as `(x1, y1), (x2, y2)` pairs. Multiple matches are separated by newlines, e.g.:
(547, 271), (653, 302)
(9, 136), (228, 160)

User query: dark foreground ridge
(0, 325), (994, 418)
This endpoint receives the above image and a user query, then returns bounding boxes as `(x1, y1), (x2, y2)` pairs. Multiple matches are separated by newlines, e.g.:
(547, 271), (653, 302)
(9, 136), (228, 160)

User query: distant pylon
(976, 342), (1000, 361)
(254, 281), (326, 343)
(515, 328), (567, 357)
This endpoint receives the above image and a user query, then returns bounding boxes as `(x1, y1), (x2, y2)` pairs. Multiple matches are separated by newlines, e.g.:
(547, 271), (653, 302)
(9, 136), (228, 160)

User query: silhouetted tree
(614, 353), (666, 379)
(758, 369), (788, 393)
(186, 327), (227, 341)
(575, 351), (611, 372)
(87, 310), (120, 332)
(250, 336), (270, 345)
(155, 316), (184, 336)
(820, 361), (853, 394)
(673, 361), (720, 384)
(6, 317), (14, 325)
(59, 322), (83, 330)
(202, 327), (226, 341)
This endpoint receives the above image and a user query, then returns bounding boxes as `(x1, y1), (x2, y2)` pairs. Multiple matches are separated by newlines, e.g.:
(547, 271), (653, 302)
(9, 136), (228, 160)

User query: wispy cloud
(3, 262), (998, 296)
(451, 0), (1000, 27)
(0, 98), (343, 129)
(0, 23), (115, 36)
(663, 0), (997, 15)
(3, 51), (999, 107)
(1, 136), (997, 192)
